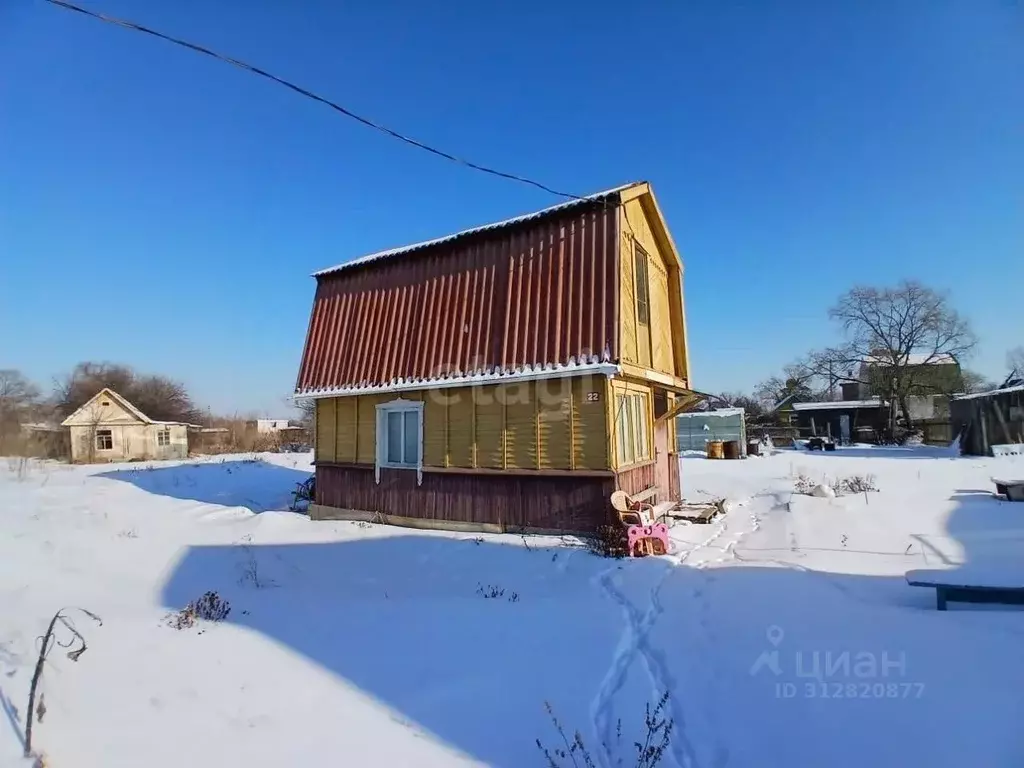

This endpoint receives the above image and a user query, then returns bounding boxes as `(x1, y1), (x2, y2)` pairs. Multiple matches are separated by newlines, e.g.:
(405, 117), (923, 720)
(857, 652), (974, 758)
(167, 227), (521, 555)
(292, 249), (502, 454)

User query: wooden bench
(906, 568), (1024, 611)
(630, 486), (659, 505)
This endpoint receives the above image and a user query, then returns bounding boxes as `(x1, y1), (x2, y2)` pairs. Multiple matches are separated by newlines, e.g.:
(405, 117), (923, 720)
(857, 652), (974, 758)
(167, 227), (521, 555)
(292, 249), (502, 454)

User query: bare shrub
(835, 474), (878, 495)
(168, 592), (231, 629)
(794, 473), (878, 497)
(477, 584), (506, 599)
(24, 607), (102, 759)
(190, 418), (297, 456)
(793, 474), (816, 495)
(6, 456), (31, 480)
(537, 692), (673, 768)
(238, 541), (274, 589)
(585, 524), (628, 559)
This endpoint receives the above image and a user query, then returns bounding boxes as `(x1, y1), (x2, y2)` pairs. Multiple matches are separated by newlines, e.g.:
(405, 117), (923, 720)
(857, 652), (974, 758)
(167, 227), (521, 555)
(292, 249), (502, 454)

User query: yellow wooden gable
(616, 183), (690, 390)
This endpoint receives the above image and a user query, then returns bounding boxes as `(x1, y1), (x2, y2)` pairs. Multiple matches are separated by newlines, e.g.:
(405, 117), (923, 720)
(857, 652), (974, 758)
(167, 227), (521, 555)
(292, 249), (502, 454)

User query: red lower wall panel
(316, 464), (615, 532)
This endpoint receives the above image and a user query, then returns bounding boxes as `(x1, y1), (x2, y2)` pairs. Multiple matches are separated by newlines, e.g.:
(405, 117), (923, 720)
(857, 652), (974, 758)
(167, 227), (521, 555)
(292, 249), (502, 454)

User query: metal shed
(676, 408), (746, 455)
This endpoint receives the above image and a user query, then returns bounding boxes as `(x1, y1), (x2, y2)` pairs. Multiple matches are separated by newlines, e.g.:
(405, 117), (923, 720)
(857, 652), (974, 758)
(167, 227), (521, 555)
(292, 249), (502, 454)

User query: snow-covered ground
(2, 447), (1024, 767)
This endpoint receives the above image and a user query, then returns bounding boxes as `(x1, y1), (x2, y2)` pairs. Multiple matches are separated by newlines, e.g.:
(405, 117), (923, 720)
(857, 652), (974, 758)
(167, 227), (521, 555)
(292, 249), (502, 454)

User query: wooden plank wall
(619, 198), (682, 379)
(314, 377), (609, 471)
(615, 461), (656, 499)
(317, 465), (614, 532)
(667, 451), (681, 501)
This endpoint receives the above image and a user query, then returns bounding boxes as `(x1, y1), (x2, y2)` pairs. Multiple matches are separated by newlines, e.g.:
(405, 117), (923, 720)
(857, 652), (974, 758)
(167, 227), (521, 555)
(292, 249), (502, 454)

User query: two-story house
(294, 182), (693, 534)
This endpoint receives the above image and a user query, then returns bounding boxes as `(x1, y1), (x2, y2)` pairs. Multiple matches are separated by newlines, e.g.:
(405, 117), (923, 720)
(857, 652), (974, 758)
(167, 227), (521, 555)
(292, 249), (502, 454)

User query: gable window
(96, 429), (113, 451)
(375, 399), (424, 485)
(615, 392), (651, 466)
(157, 429), (171, 447)
(634, 244), (651, 326)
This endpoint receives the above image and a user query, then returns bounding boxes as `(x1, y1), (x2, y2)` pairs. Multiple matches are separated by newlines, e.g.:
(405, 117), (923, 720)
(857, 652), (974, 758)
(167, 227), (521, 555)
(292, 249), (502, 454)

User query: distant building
(247, 419), (292, 433)
(857, 353), (962, 420)
(19, 422), (69, 460)
(61, 388), (195, 463)
(790, 399), (888, 444)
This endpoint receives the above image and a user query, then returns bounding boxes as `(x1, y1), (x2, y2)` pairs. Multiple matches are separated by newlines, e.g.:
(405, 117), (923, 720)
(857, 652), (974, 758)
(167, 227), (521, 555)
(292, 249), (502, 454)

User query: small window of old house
(96, 429), (113, 450)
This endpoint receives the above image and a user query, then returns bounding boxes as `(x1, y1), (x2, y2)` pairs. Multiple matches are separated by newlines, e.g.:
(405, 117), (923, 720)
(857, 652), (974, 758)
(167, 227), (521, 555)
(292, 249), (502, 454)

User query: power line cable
(42, 0), (585, 201)
(42, 0), (643, 243)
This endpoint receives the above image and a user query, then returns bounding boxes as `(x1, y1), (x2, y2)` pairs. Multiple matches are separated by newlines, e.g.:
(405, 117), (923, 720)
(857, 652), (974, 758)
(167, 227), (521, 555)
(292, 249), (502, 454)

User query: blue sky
(2, 1), (1021, 415)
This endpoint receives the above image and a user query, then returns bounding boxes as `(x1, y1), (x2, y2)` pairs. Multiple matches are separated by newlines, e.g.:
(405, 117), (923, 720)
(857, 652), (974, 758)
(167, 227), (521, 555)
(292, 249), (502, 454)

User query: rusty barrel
(706, 440), (724, 459)
(723, 440), (742, 459)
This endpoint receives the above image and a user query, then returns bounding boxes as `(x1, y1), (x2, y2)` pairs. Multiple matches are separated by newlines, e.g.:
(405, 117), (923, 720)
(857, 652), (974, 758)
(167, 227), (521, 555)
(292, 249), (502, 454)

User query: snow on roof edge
(952, 383), (1024, 401)
(791, 400), (887, 411)
(313, 182), (641, 277)
(678, 407), (745, 418)
(294, 360), (621, 398)
(60, 387), (154, 427)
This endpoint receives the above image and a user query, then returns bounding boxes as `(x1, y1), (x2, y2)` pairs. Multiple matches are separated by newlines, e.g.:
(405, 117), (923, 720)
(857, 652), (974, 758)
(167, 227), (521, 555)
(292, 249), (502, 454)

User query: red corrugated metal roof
(313, 183), (640, 277)
(296, 189), (627, 395)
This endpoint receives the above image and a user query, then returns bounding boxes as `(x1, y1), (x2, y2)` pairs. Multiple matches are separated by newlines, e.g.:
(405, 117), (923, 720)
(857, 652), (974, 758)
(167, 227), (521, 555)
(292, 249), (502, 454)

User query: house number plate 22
(586, 392), (600, 402)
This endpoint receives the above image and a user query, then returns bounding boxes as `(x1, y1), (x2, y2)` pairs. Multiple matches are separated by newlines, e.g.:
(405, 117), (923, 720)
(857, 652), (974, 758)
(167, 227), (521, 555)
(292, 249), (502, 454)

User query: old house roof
(296, 182), (673, 397)
(61, 388), (150, 427)
(60, 388), (200, 428)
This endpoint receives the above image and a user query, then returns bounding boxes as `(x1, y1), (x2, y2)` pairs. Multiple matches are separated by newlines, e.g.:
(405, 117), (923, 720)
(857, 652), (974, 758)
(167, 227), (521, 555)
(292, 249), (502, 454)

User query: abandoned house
(62, 388), (193, 463)
(294, 182), (695, 533)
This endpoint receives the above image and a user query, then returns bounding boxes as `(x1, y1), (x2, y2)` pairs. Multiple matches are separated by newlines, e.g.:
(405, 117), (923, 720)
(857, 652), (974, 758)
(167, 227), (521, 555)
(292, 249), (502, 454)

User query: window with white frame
(375, 399), (423, 484)
(157, 428), (171, 447)
(95, 429), (113, 451)
(615, 391), (651, 466)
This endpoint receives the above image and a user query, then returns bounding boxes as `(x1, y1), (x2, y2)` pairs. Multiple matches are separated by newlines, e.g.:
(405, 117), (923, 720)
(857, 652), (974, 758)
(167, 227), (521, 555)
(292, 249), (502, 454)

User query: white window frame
(375, 398), (424, 486)
(95, 429), (113, 451)
(156, 428), (171, 447)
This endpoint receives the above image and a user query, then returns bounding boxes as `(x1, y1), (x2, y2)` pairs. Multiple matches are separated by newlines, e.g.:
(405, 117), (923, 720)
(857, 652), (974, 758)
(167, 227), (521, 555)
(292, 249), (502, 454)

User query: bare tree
(131, 374), (202, 424)
(54, 362), (201, 424)
(295, 397), (315, 428)
(0, 369), (41, 450)
(54, 362), (134, 418)
(755, 365), (820, 407)
(1007, 347), (1024, 382)
(957, 370), (995, 396)
(711, 392), (766, 420)
(795, 282), (976, 434)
